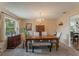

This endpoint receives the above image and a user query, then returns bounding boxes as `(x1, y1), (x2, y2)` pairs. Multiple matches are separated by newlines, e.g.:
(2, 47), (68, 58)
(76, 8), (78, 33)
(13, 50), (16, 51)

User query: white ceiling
(0, 2), (79, 20)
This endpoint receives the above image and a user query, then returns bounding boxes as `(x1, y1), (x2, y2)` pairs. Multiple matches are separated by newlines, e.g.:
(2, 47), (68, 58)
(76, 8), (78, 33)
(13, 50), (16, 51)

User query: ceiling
(0, 2), (79, 20)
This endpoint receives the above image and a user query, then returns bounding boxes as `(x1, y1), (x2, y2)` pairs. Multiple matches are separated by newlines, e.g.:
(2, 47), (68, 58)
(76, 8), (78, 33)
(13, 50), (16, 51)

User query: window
(5, 17), (19, 37)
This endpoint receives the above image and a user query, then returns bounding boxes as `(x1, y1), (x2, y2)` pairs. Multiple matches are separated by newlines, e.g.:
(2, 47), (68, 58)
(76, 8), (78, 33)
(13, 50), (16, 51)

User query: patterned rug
(1, 43), (79, 56)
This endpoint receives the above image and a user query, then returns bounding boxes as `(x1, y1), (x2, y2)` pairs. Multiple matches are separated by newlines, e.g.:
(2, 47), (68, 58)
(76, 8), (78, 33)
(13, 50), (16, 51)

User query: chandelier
(36, 11), (45, 24)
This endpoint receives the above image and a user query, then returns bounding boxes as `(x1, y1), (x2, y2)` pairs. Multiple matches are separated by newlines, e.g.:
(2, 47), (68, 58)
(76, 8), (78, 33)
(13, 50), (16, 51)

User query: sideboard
(7, 35), (21, 49)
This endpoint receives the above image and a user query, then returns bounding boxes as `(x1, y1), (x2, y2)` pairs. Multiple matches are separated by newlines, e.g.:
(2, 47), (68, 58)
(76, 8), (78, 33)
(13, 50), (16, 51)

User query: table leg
(56, 39), (59, 51)
(23, 41), (25, 48)
(25, 40), (28, 52)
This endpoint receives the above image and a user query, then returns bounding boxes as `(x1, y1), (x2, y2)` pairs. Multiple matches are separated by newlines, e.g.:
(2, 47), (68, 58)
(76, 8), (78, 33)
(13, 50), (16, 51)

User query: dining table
(25, 35), (59, 52)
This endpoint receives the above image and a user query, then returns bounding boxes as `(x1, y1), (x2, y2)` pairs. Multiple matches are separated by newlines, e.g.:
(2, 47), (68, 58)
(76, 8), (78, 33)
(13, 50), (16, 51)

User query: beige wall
(26, 19), (57, 35)
(56, 6), (79, 46)
(1, 5), (79, 47)
(0, 12), (4, 42)
(18, 19), (27, 32)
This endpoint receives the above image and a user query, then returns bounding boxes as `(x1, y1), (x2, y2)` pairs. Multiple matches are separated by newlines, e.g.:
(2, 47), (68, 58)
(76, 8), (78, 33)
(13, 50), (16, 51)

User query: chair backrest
(32, 32), (40, 43)
(42, 32), (48, 36)
(28, 31), (33, 36)
(56, 32), (62, 39)
(53, 32), (57, 36)
(33, 32), (39, 37)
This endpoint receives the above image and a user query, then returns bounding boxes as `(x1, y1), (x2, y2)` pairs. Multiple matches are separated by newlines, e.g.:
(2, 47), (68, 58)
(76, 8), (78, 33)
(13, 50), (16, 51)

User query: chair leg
(77, 39), (79, 47)
(26, 47), (28, 52)
(49, 47), (51, 52)
(49, 46), (52, 52)
(32, 46), (34, 53)
(23, 42), (25, 48)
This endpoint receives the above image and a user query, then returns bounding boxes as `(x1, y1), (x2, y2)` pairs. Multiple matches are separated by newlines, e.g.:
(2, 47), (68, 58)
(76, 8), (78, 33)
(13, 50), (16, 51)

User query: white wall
(56, 6), (79, 47)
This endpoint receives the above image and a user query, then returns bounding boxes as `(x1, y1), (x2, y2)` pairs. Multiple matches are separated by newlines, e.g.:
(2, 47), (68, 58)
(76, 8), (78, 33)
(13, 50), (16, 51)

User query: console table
(7, 35), (21, 49)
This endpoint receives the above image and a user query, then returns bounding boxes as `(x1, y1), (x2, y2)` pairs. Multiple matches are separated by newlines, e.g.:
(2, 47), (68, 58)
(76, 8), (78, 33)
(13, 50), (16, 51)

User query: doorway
(69, 14), (79, 50)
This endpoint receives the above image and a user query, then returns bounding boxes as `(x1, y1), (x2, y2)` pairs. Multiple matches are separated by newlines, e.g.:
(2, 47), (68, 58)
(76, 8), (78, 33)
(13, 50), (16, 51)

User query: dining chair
(41, 32), (49, 42)
(57, 32), (62, 38)
(33, 32), (39, 37)
(31, 32), (52, 53)
(51, 32), (62, 50)
(28, 31), (33, 36)
(72, 33), (79, 46)
(27, 31), (33, 49)
(28, 32), (40, 49)
(42, 32), (48, 36)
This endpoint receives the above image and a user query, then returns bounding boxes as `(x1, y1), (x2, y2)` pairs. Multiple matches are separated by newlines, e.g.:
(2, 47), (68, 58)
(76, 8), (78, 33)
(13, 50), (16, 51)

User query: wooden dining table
(25, 35), (59, 52)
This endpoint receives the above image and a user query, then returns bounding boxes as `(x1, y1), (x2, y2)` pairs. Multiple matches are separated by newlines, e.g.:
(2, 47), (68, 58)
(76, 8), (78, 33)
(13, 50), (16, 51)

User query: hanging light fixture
(36, 11), (45, 24)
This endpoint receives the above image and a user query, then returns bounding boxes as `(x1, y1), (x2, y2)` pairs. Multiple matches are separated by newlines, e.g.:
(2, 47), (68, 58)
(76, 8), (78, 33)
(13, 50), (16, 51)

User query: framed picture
(26, 23), (32, 30)
(36, 25), (45, 32)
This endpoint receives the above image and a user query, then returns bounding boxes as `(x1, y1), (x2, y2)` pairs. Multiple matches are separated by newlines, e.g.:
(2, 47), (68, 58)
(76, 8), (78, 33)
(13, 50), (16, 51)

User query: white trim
(4, 16), (19, 37)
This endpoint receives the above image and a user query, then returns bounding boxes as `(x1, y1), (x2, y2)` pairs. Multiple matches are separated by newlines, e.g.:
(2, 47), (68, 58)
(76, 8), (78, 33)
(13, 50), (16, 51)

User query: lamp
(58, 22), (63, 26)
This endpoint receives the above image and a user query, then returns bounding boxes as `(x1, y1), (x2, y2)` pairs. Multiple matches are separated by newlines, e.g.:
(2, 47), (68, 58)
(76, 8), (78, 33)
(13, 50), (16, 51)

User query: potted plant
(21, 28), (29, 37)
